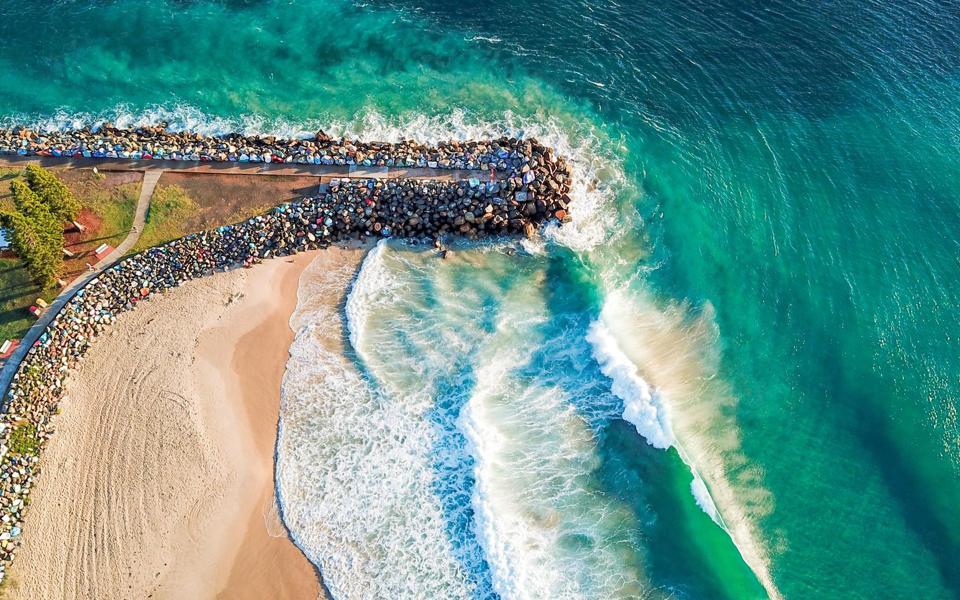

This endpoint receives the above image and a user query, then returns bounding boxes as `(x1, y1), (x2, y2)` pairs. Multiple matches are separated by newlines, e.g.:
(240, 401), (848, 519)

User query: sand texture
(9, 253), (322, 599)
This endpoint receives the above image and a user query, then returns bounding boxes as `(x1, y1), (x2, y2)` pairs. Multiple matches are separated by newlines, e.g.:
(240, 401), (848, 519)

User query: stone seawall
(0, 124), (563, 173)
(0, 130), (573, 583)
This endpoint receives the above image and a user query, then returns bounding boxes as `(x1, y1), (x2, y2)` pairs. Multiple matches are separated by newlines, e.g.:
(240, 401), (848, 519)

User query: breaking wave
(588, 289), (781, 599)
(22, 104), (778, 598)
(277, 249), (492, 599)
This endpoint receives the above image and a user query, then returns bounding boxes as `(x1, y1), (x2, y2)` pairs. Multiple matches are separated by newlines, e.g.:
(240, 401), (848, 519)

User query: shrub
(6, 423), (40, 456)
(2, 174), (67, 287)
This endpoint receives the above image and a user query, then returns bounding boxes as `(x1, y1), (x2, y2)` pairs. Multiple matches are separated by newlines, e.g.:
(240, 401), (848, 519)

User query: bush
(6, 422), (40, 456)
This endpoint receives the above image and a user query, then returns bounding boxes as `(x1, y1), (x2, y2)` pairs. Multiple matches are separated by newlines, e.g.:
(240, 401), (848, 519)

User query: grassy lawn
(131, 173), (309, 253)
(0, 256), (49, 343)
(58, 171), (139, 278)
(131, 184), (198, 252)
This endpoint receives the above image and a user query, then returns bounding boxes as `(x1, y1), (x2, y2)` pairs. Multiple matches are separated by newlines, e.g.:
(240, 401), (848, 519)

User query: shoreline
(7, 253), (328, 598)
(215, 250), (333, 599)
(0, 127), (573, 585)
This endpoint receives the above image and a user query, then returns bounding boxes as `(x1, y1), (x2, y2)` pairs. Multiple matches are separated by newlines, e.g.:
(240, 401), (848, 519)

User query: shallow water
(3, 0), (959, 597)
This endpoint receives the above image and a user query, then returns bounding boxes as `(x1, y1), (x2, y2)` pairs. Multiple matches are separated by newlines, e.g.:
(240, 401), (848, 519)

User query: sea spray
(587, 316), (724, 526)
(457, 281), (650, 600)
(3, 0), (956, 595)
(281, 246), (665, 599)
(587, 315), (723, 525)
(586, 319), (674, 449)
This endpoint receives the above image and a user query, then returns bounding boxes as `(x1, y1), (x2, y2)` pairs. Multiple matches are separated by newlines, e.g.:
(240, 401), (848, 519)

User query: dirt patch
(63, 209), (102, 248)
(158, 172), (320, 231)
(55, 170), (140, 281)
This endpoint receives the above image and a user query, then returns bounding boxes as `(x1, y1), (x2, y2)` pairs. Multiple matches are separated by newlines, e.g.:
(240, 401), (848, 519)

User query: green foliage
(10, 180), (44, 220)
(0, 210), (41, 260)
(4, 179), (64, 287)
(25, 164), (80, 221)
(6, 422), (40, 456)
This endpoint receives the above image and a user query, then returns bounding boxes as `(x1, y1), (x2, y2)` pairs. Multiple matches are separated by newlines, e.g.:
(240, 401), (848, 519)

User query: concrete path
(0, 170), (161, 404)
(0, 156), (499, 182)
(108, 170), (160, 258)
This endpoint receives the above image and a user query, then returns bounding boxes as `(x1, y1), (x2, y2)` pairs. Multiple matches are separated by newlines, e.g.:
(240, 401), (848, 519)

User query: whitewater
(5, 0), (958, 595)
(254, 109), (780, 597)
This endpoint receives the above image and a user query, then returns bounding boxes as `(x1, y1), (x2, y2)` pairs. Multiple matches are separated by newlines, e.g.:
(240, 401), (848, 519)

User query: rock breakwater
(0, 123), (562, 172)
(0, 129), (573, 582)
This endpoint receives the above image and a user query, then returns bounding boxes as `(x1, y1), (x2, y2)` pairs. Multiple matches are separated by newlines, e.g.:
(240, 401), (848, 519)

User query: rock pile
(0, 130), (574, 582)
(0, 124), (562, 173)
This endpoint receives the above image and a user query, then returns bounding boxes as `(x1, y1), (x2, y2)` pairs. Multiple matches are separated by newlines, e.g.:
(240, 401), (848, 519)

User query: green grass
(5, 422), (39, 456)
(0, 257), (48, 342)
(131, 184), (198, 252)
(75, 181), (138, 250)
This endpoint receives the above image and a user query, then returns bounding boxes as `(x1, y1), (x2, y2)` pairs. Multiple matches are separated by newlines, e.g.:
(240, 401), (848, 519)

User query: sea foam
(587, 313), (723, 525)
(586, 319), (674, 449)
(458, 291), (648, 600)
(277, 249), (487, 599)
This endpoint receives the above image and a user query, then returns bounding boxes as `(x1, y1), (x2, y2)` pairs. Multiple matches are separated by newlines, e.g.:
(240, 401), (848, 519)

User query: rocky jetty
(0, 129), (573, 582)
(0, 123), (560, 172)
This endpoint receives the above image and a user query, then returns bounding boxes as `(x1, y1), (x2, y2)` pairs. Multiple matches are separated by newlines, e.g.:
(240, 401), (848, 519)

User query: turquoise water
(2, 1), (958, 597)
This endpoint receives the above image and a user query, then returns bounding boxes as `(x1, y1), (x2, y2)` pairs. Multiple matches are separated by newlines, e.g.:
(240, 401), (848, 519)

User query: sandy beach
(8, 251), (336, 599)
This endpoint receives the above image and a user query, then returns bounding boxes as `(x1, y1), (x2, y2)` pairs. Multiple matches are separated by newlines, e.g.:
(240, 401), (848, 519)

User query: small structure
(35, 298), (48, 309)
(71, 220), (86, 233)
(0, 340), (18, 360)
(93, 243), (113, 262)
(63, 247), (76, 258)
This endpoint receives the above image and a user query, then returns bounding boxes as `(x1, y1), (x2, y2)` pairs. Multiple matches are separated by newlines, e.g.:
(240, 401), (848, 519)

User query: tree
(5, 180), (65, 287)
(0, 211), (42, 263)
(24, 165), (80, 222)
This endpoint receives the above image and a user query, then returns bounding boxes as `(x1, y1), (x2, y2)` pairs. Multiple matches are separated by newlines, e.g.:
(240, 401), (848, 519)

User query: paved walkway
(0, 170), (161, 403)
(0, 156), (498, 182)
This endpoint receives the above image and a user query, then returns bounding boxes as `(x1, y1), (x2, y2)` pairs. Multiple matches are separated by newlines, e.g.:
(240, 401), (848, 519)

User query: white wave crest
(344, 240), (401, 358)
(588, 289), (782, 599)
(460, 323), (648, 600)
(691, 475), (720, 523)
(586, 320), (674, 449)
(585, 322), (723, 528)
(277, 251), (483, 599)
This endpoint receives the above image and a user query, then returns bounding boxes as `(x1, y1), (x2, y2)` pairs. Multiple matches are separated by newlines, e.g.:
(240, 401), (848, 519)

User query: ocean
(2, 0), (958, 598)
